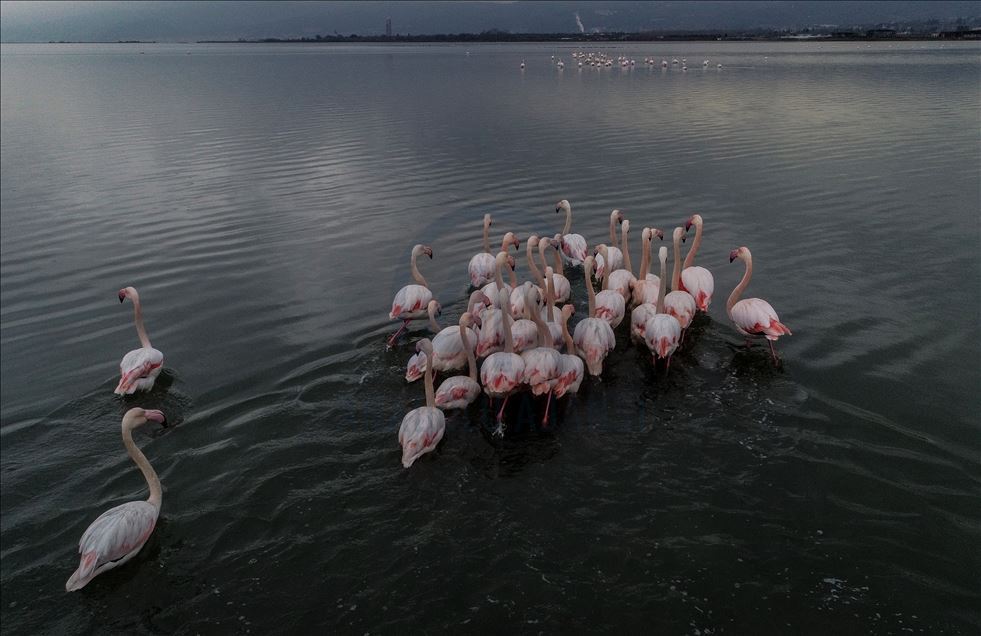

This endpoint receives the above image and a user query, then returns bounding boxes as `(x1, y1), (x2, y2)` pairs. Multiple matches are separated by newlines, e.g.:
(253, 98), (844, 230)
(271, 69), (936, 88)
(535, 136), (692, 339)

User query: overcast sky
(1, 1), (978, 42)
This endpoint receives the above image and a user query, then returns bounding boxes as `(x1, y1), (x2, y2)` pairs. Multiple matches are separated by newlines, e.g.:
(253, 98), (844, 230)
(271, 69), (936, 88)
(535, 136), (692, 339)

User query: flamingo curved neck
(727, 255), (753, 316)
(609, 213), (618, 244)
(585, 263), (597, 317)
(538, 241), (552, 292)
(527, 240), (544, 288)
(501, 299), (515, 353)
(428, 307), (441, 332)
(562, 206), (572, 236)
(672, 234), (682, 290)
(461, 323), (477, 381)
(423, 349), (436, 407)
(656, 254), (668, 314)
(621, 226), (632, 274)
(123, 424), (161, 509)
(684, 221), (702, 269)
(639, 235), (651, 279)
(129, 296), (152, 349)
(482, 219), (491, 253)
(494, 255), (507, 290)
(560, 312), (575, 352)
(600, 249), (611, 290)
(551, 241), (564, 276)
(411, 251), (428, 288)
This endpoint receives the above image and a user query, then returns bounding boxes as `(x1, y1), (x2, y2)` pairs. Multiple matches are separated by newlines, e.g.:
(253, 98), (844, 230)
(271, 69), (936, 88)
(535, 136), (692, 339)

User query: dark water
(2, 41), (979, 633)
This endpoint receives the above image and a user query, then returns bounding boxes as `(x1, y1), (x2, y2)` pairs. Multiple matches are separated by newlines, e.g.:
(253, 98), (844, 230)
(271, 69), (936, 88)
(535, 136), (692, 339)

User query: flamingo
(115, 287), (164, 395)
(594, 210), (624, 278)
(66, 407), (167, 591)
(520, 286), (562, 424)
(388, 244), (435, 346)
(573, 256), (616, 377)
(480, 289), (526, 436)
(553, 304), (584, 398)
(629, 228), (664, 307)
(508, 282), (540, 354)
(539, 260), (565, 349)
(434, 313), (481, 410)
(467, 214), (495, 288)
(594, 245), (626, 328)
(663, 227), (697, 339)
(509, 236), (544, 320)
(555, 199), (588, 266)
(399, 339), (446, 467)
(680, 214), (715, 312)
(607, 219), (637, 300)
(528, 236), (561, 324)
(728, 246), (792, 365)
(403, 300), (443, 382)
(475, 252), (515, 357)
(545, 234), (571, 303)
(480, 237), (518, 311)
(630, 228), (661, 341)
(644, 246), (681, 372)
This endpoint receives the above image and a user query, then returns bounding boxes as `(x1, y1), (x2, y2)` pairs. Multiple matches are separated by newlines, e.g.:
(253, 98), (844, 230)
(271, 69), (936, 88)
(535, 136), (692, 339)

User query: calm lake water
(1, 41), (979, 633)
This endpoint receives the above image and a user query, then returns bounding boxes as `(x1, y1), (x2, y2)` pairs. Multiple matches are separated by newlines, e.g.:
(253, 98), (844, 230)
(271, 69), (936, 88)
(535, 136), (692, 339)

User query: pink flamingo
(644, 246), (682, 372)
(573, 256), (616, 376)
(480, 288), (526, 436)
(475, 253), (514, 357)
(594, 245), (626, 328)
(509, 236), (544, 320)
(66, 407), (167, 591)
(480, 246), (518, 311)
(520, 286), (562, 424)
(629, 228), (664, 307)
(680, 214), (714, 312)
(508, 282), (540, 354)
(403, 300), (443, 382)
(388, 244), (435, 346)
(399, 339), (446, 467)
(594, 209), (624, 278)
(540, 264), (564, 349)
(728, 246), (792, 365)
(468, 214), (495, 288)
(553, 304), (584, 398)
(630, 228), (658, 342)
(546, 233), (571, 303)
(663, 227), (697, 339)
(434, 313), (481, 410)
(555, 199), (588, 266)
(607, 219), (637, 300)
(115, 287), (164, 395)
(405, 292), (485, 382)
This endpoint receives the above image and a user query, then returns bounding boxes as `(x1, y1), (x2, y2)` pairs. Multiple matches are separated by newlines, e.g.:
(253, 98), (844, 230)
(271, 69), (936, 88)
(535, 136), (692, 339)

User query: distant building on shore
(385, 18), (392, 38)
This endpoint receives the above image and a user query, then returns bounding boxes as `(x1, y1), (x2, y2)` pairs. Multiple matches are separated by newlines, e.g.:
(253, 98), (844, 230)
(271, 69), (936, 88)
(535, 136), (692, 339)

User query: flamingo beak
(118, 291), (126, 303)
(654, 229), (664, 240)
(681, 234), (687, 243)
(144, 409), (166, 425)
(685, 218), (693, 232)
(729, 249), (739, 263)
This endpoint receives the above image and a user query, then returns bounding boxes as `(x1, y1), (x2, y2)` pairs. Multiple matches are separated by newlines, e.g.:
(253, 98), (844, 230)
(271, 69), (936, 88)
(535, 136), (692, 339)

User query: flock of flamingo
(521, 51), (722, 71)
(392, 200), (791, 468)
(61, 199), (790, 590)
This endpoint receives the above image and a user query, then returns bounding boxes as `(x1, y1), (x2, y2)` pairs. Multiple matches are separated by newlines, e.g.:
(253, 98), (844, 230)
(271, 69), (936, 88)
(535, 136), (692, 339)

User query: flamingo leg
(768, 339), (781, 366)
(493, 395), (510, 437)
(387, 320), (410, 347)
(665, 355), (672, 377)
(680, 328), (687, 346)
(542, 390), (553, 426)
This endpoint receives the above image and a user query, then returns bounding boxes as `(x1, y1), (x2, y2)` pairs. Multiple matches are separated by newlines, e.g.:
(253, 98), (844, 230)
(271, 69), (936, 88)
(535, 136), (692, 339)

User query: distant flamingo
(728, 246), (792, 365)
(607, 219), (637, 300)
(555, 199), (588, 266)
(115, 287), (164, 395)
(680, 214), (715, 312)
(388, 244), (435, 346)
(644, 246), (681, 372)
(553, 304), (584, 398)
(434, 313), (481, 410)
(573, 255), (616, 376)
(399, 339), (446, 467)
(594, 210), (624, 278)
(66, 408), (167, 591)
(480, 289), (526, 436)
(663, 227), (697, 339)
(594, 245), (626, 328)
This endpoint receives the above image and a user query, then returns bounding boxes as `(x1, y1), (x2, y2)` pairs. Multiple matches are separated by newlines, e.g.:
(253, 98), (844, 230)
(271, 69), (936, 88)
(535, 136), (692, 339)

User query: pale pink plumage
(399, 339), (445, 467)
(115, 287), (163, 395)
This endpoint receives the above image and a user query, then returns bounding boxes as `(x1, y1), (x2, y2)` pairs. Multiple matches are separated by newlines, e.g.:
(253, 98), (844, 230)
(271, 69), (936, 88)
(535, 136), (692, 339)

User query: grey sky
(1, 1), (978, 42)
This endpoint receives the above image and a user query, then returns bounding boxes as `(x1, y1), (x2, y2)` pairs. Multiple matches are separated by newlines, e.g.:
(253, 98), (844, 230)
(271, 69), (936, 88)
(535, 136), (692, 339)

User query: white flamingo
(553, 304), (584, 398)
(606, 219), (637, 300)
(66, 408), (167, 591)
(728, 246), (792, 365)
(388, 244), (435, 346)
(467, 214), (495, 288)
(404, 299), (443, 382)
(663, 226), (697, 338)
(115, 287), (164, 395)
(555, 199), (588, 266)
(545, 234), (571, 303)
(594, 209), (624, 278)
(480, 289), (526, 436)
(594, 245), (626, 328)
(399, 339), (446, 467)
(629, 228), (664, 307)
(434, 313), (481, 409)
(680, 213), (715, 312)
(644, 246), (681, 372)
(508, 282), (540, 354)
(573, 256), (616, 377)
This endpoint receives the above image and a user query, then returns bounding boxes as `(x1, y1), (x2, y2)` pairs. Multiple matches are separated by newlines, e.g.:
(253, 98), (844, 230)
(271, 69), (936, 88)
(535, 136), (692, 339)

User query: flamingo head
(555, 199), (571, 214)
(502, 232), (519, 252)
(118, 286), (138, 303)
(483, 213), (492, 229)
(506, 255), (516, 272)
(652, 228), (665, 241)
(527, 235), (539, 249)
(460, 312), (475, 330)
(583, 255), (596, 277)
(611, 209), (623, 224)
(122, 407), (166, 431)
(730, 246), (750, 263)
(621, 219), (630, 236)
(562, 304), (575, 320)
(685, 214), (703, 232)
(658, 246), (668, 265)
(673, 226), (685, 243)
(427, 300), (442, 320)
(405, 352), (426, 382)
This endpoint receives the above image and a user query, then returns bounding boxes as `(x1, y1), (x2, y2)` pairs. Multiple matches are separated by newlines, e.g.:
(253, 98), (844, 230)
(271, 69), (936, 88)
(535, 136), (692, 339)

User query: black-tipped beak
(118, 293), (125, 303)
(681, 235), (687, 243)
(685, 220), (693, 232)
